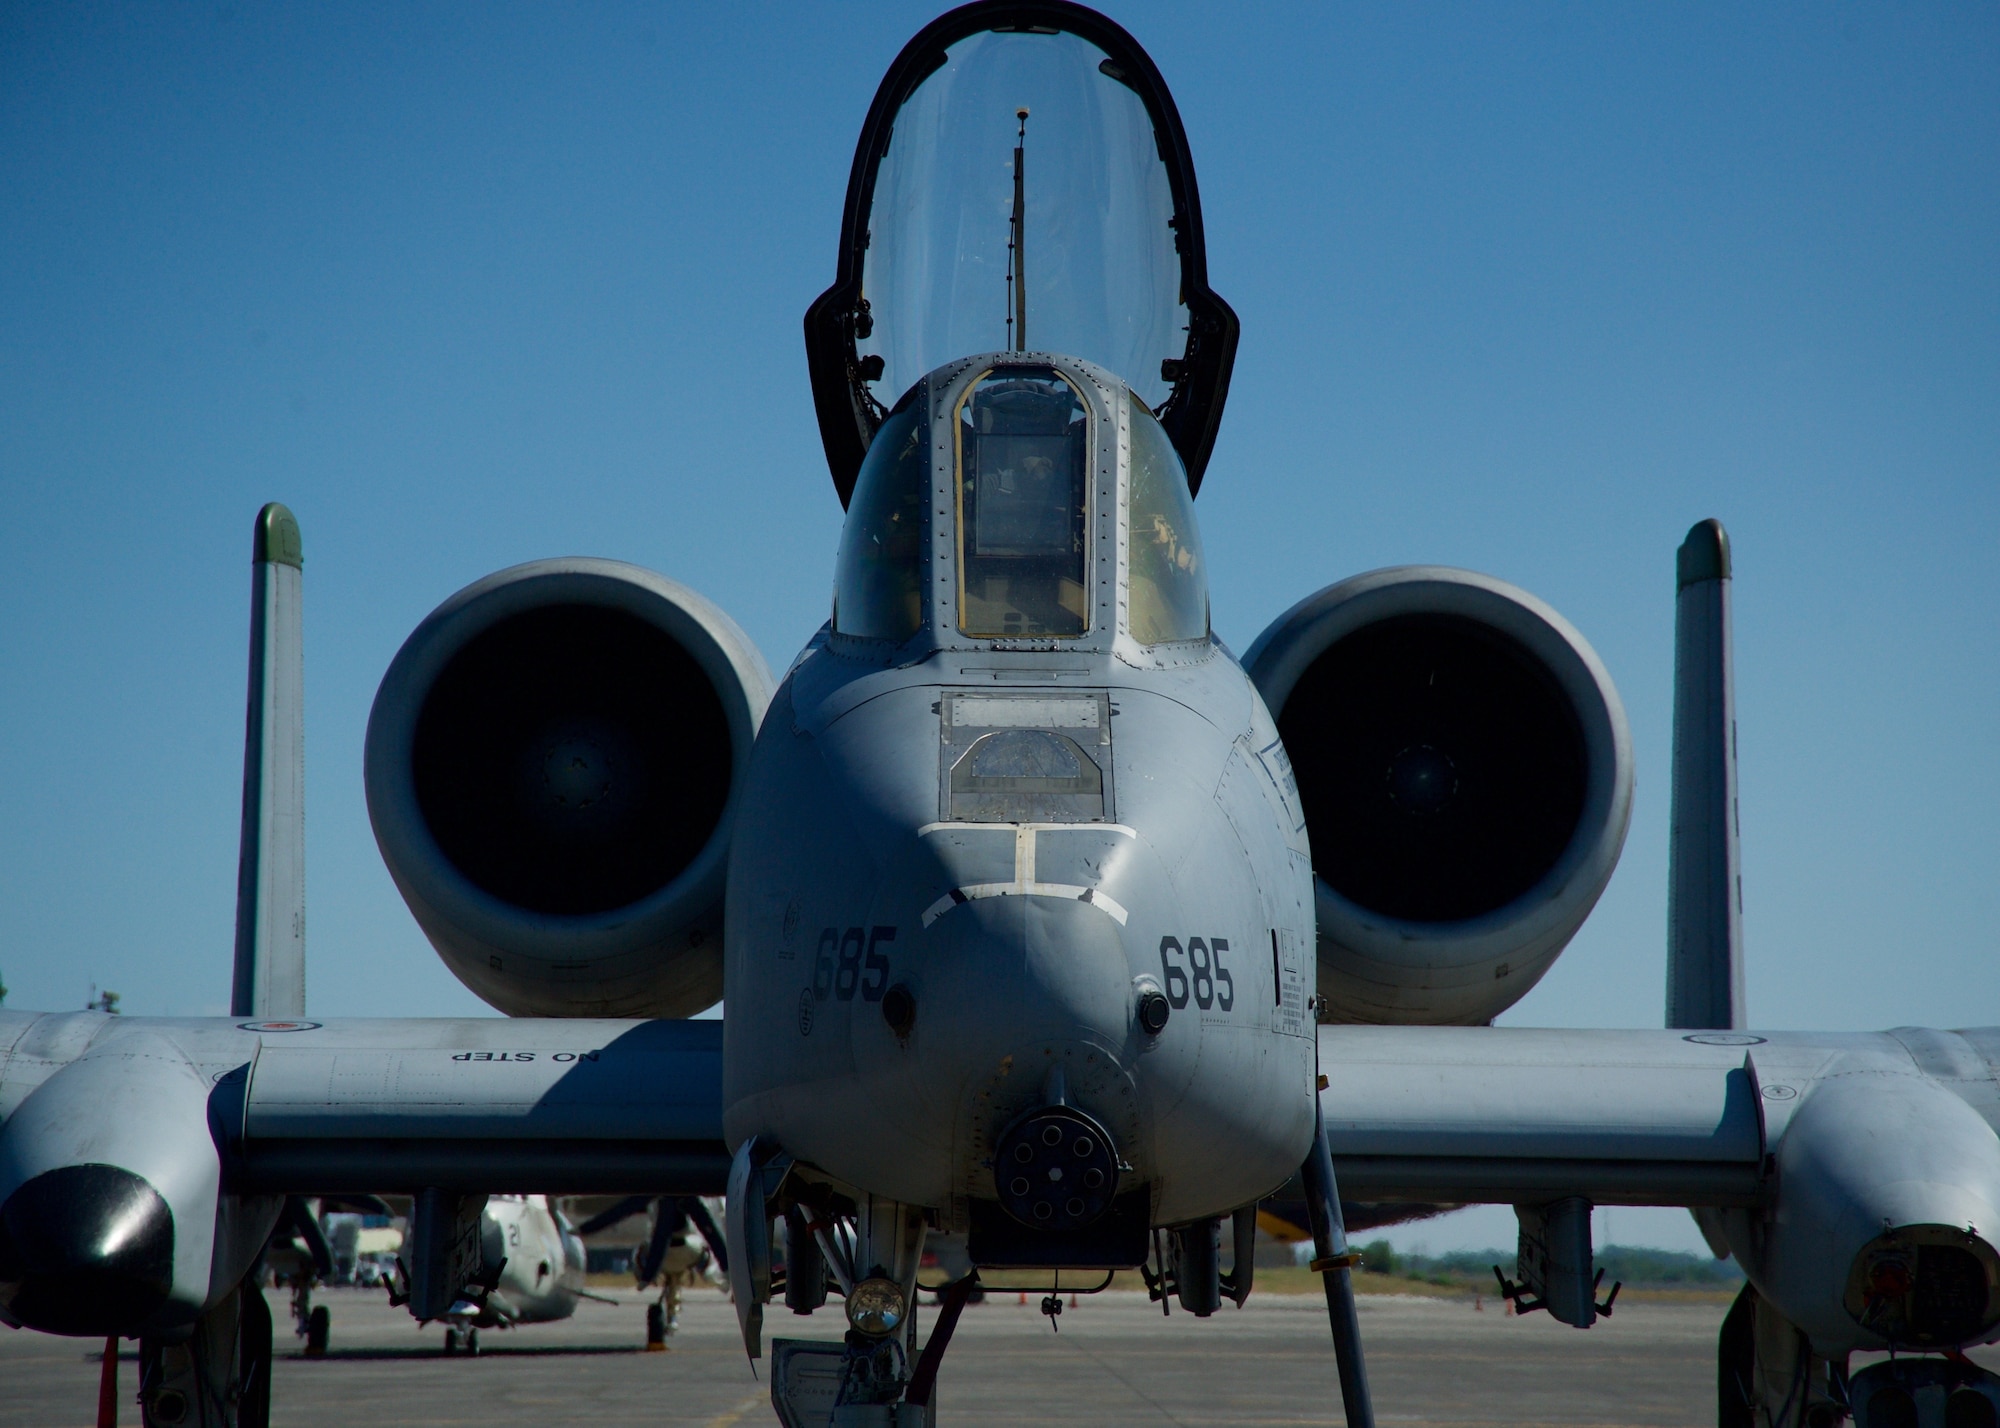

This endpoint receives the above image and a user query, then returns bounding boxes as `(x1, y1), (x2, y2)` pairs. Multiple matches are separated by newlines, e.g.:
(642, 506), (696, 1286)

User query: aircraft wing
(1320, 1023), (2000, 1209)
(12, 1005), (2000, 1366)
(4, 1014), (1747, 1201)
(0, 1011), (729, 1197)
(17, 1009), (1994, 1214)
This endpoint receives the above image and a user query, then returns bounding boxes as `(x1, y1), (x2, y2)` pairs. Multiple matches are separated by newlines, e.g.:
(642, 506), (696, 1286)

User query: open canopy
(807, 1), (1237, 506)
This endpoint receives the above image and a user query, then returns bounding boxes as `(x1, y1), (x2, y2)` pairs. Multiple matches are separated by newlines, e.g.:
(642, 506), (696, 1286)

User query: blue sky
(2, 5), (1994, 1252)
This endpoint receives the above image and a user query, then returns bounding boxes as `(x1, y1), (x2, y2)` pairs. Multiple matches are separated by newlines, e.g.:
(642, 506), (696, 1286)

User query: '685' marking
(1159, 936), (1235, 1012)
(813, 926), (895, 1003)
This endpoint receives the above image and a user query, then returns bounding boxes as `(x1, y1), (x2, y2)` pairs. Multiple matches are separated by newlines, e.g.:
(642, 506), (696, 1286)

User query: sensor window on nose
(958, 730), (1094, 788)
(939, 690), (1112, 823)
(950, 730), (1101, 823)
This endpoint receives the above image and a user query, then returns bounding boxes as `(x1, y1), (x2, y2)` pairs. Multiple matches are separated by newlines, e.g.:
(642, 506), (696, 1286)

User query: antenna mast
(1009, 108), (1028, 351)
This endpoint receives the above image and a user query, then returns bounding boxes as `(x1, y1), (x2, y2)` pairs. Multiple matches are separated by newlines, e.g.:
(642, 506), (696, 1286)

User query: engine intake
(1245, 567), (1633, 1025)
(366, 559), (772, 1017)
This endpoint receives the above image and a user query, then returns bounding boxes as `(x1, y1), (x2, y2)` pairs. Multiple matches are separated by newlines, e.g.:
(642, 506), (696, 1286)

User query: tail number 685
(814, 926), (895, 1003)
(1158, 936), (1234, 1012)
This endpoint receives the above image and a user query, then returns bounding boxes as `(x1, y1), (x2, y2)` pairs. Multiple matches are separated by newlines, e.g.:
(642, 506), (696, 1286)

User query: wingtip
(1676, 518), (1729, 589)
(254, 502), (302, 568)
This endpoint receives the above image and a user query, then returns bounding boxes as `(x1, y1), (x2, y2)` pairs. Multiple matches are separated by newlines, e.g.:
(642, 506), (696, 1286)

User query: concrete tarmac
(0, 1285), (1763, 1427)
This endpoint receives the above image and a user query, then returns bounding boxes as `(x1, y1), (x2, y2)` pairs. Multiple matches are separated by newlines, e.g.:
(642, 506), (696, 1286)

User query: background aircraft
(274, 1188), (719, 1355)
(274, 1190), (602, 1355)
(430, 1194), (587, 1355)
(570, 1193), (728, 1345)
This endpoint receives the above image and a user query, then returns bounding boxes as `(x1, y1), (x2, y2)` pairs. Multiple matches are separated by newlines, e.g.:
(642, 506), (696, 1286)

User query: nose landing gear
(762, 1190), (944, 1427)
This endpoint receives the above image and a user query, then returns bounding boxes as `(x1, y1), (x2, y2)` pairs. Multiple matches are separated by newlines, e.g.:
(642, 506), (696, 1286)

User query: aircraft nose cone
(0, 1165), (175, 1335)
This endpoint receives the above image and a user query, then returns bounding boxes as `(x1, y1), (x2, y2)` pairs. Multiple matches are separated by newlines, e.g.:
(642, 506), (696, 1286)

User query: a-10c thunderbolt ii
(431, 1194), (589, 1356)
(433, 1193), (726, 1354)
(280, 1191), (599, 1356)
(5, 3), (2000, 1426)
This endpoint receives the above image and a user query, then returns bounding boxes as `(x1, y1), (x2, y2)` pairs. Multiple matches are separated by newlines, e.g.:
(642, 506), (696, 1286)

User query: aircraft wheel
(443, 1326), (460, 1355)
(646, 1302), (667, 1349)
(466, 1328), (480, 1356)
(305, 1305), (331, 1355)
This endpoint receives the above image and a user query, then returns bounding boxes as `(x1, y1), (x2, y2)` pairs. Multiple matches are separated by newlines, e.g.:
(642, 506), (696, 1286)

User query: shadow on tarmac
(280, 1345), (650, 1360)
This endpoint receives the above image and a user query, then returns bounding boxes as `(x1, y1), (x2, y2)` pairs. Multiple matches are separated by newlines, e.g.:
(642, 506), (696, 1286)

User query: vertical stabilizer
(1666, 518), (1744, 1030)
(231, 503), (306, 1019)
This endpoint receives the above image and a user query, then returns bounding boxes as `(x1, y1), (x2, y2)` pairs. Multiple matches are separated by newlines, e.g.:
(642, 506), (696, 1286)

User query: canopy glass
(956, 367), (1091, 638)
(806, 5), (1236, 507)
(858, 30), (1184, 410)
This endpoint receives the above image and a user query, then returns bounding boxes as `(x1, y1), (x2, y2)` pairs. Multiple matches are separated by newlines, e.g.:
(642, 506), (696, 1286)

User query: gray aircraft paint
(0, 384), (1991, 1372)
(720, 353), (1316, 1231)
(10, 1008), (2000, 1358)
(0, 1016), (279, 1338)
(1667, 518), (1747, 1032)
(230, 504), (305, 1021)
(1318, 1021), (2000, 1355)
(363, 558), (773, 1019)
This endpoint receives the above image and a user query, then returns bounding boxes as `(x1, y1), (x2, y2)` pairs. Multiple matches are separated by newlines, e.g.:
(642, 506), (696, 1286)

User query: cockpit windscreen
(957, 369), (1090, 639)
(834, 400), (929, 643)
(1127, 391), (1208, 644)
(860, 30), (1184, 409)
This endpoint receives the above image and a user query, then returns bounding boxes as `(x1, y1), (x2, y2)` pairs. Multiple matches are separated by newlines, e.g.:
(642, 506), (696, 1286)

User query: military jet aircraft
(423, 1194), (588, 1355)
(3, 5), (1999, 1428)
(569, 1193), (727, 1346)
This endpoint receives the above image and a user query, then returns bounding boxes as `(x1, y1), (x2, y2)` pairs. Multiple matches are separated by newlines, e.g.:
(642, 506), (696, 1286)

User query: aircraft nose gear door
(805, 0), (1239, 505)
(769, 1198), (933, 1428)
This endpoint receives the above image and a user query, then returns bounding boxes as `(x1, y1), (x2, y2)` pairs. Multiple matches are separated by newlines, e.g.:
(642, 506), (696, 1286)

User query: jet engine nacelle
(0, 1030), (273, 1337)
(366, 559), (773, 1017)
(1752, 1066), (2000, 1354)
(1245, 567), (1633, 1025)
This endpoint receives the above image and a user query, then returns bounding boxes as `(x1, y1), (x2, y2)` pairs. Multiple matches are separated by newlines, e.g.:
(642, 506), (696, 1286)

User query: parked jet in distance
(1, 5), (1997, 1428)
(427, 1195), (588, 1355)
(570, 1193), (727, 1347)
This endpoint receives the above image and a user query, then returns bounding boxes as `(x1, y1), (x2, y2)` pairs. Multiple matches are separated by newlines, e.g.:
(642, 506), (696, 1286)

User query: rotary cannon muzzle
(994, 1103), (1121, 1232)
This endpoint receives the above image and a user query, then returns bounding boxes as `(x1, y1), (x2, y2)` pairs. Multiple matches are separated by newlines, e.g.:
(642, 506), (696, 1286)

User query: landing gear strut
(766, 1193), (941, 1426)
(904, 1273), (979, 1412)
(1301, 1100), (1376, 1428)
(136, 1284), (272, 1428)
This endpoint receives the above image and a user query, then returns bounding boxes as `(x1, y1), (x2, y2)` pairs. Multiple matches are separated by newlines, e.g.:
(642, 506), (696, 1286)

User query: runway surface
(0, 1284), (1779, 1427)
